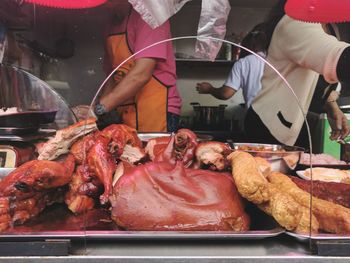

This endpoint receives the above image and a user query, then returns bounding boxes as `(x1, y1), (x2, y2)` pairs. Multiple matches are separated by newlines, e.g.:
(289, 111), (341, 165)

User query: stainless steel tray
(137, 132), (171, 142)
(137, 132), (213, 142)
(85, 228), (284, 240)
(285, 231), (350, 242)
(0, 204), (285, 241)
(0, 229), (285, 241)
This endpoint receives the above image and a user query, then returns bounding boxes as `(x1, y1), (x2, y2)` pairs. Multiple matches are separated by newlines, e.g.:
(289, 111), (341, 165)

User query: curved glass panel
(0, 64), (77, 128)
(83, 36), (318, 246)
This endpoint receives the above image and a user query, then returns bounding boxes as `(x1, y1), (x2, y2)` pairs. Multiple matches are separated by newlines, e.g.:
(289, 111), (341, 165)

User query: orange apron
(105, 33), (168, 132)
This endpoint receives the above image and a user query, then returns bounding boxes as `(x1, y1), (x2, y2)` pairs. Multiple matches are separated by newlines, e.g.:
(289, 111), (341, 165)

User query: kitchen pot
(190, 102), (227, 130)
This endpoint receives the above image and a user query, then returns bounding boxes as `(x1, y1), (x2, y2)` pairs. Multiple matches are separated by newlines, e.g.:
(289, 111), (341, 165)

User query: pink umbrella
(24, 0), (107, 9)
(285, 0), (350, 23)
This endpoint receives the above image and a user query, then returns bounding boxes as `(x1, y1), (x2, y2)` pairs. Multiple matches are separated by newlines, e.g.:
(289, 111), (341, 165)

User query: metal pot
(190, 102), (227, 130)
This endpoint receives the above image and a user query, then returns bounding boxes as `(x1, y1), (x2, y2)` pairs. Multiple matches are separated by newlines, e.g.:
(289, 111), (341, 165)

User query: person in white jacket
(244, 0), (350, 147)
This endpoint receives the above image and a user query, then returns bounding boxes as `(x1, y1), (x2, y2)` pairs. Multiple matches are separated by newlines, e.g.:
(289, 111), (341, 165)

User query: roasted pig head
(110, 161), (250, 231)
(147, 129), (198, 167)
(0, 154), (75, 197)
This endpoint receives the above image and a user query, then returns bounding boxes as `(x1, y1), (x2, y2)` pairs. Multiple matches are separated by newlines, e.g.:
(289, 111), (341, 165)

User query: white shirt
(224, 51), (266, 108)
(252, 15), (349, 145)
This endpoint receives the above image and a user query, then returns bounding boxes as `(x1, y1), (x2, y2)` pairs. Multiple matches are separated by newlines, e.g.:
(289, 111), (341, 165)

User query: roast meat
(146, 129), (198, 167)
(194, 141), (231, 171)
(110, 161), (250, 231)
(291, 176), (350, 209)
(38, 118), (97, 160)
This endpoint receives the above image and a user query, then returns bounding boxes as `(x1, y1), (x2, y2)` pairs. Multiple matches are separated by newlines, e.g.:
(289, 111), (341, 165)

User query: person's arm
(277, 17), (349, 83)
(99, 57), (156, 111)
(195, 82), (236, 100)
(336, 46), (350, 83)
(324, 93), (350, 141)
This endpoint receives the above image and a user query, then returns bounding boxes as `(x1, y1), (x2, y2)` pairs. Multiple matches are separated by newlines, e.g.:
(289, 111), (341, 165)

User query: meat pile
(0, 120), (250, 232)
(111, 128), (249, 231)
(299, 152), (347, 165)
(0, 155), (75, 231)
(111, 162), (249, 231)
(229, 151), (350, 234)
(290, 176), (350, 209)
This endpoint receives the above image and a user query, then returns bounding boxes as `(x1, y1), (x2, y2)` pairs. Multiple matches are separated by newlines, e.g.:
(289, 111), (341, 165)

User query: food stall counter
(1, 235), (350, 262)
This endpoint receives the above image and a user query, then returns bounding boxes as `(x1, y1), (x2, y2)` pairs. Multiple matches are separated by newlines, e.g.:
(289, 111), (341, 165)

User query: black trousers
(244, 107), (280, 145)
(244, 107), (312, 150)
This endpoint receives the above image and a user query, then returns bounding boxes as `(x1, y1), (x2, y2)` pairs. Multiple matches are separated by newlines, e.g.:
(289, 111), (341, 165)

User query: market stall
(1, 0), (350, 261)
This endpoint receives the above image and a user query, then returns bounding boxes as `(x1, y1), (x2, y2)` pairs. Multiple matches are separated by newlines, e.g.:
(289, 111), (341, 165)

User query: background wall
(15, 1), (271, 128)
(170, 2), (271, 121)
(17, 1), (350, 131)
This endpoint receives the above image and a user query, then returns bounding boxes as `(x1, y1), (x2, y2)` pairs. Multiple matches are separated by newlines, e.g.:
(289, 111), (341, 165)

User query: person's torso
(240, 52), (266, 108)
(106, 9), (181, 114)
(251, 16), (331, 145)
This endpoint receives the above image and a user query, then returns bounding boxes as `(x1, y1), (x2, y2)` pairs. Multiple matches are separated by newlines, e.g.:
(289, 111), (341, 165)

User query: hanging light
(24, 0), (107, 9)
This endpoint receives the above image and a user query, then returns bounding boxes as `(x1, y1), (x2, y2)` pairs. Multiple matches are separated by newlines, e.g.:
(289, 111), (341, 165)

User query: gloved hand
(96, 110), (122, 130)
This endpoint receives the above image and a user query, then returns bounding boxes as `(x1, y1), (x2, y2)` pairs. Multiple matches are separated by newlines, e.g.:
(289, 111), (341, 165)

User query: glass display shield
(1, 32), (349, 257)
(79, 36), (328, 251)
(0, 64), (76, 129)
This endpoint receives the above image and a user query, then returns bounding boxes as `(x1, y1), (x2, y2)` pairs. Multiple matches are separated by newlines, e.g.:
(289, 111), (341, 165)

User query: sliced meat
(291, 176), (350, 209)
(195, 141), (231, 171)
(120, 144), (146, 164)
(38, 118), (97, 160)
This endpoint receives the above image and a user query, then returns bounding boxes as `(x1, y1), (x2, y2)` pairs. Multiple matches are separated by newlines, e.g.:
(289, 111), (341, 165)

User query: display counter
(1, 235), (350, 262)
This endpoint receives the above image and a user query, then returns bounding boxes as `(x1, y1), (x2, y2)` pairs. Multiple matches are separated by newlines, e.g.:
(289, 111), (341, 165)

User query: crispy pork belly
(228, 151), (270, 204)
(38, 118), (97, 160)
(110, 162), (250, 231)
(268, 172), (350, 234)
(229, 151), (350, 234)
(254, 157), (272, 177)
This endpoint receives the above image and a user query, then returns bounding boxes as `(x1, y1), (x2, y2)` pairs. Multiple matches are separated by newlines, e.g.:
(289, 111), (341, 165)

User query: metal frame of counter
(0, 235), (350, 262)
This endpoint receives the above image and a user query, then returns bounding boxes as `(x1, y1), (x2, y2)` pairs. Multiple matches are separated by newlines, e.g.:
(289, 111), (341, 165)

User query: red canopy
(24, 0), (107, 9)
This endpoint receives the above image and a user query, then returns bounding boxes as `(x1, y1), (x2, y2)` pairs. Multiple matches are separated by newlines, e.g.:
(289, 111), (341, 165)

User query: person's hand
(196, 82), (214, 94)
(96, 110), (122, 130)
(325, 102), (350, 141)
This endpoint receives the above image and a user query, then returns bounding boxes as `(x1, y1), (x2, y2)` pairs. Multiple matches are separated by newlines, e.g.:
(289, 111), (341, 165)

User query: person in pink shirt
(95, 0), (182, 132)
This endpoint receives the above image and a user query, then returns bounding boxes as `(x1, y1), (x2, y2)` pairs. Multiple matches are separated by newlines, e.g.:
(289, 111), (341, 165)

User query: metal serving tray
(85, 228), (284, 240)
(285, 231), (350, 242)
(0, 204), (285, 241)
(137, 132), (213, 143)
(0, 228), (285, 241)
